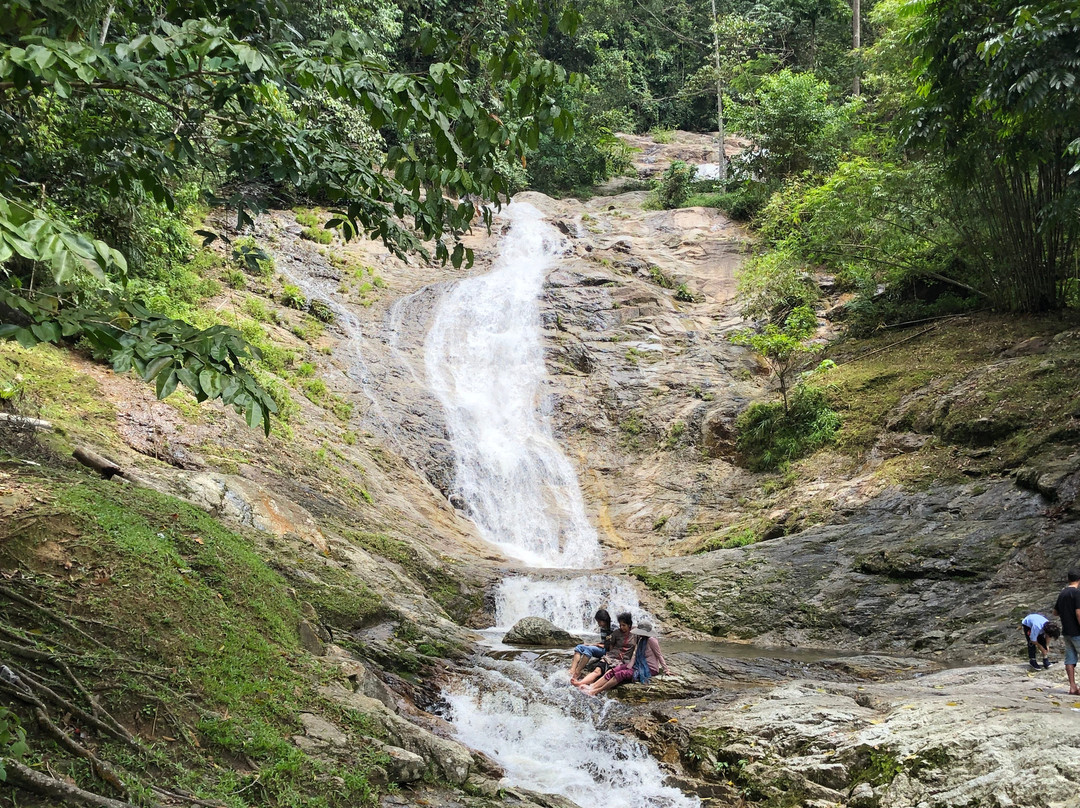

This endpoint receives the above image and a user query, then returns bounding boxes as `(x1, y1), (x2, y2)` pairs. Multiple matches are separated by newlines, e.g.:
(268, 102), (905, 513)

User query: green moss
(287, 558), (383, 630)
(0, 342), (115, 440)
(5, 473), (383, 808)
(849, 745), (903, 787)
(628, 566), (695, 595)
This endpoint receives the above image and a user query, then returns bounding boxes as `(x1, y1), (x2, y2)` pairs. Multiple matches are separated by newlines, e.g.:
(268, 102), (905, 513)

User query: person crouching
(1021, 613), (1060, 670)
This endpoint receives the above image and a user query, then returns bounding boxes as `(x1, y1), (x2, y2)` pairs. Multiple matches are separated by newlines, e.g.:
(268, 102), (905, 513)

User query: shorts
(1063, 635), (1080, 666)
(603, 664), (635, 684)
(574, 644), (605, 658)
(583, 658), (609, 676)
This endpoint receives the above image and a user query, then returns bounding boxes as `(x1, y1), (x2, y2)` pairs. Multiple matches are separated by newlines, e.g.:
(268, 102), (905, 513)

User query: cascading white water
(424, 203), (695, 807)
(275, 248), (408, 453)
(494, 574), (649, 633)
(425, 203), (603, 569)
(443, 659), (698, 808)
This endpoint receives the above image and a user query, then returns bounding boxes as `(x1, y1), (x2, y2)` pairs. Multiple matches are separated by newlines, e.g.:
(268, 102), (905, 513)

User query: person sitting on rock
(569, 608), (613, 681)
(573, 611), (634, 689)
(582, 620), (668, 697)
(1021, 613), (1060, 670)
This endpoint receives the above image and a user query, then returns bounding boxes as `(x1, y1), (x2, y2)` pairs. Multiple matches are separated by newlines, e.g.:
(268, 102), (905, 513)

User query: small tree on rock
(732, 305), (819, 412)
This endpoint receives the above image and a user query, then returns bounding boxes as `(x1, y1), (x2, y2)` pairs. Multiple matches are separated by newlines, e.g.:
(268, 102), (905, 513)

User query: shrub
(736, 248), (819, 322)
(232, 236), (275, 277)
(301, 378), (329, 404)
(223, 268), (247, 289)
(243, 297), (272, 322)
(735, 384), (840, 471)
(731, 305), (820, 412)
(292, 316), (324, 343)
(308, 299), (335, 323)
(656, 160), (697, 209)
(686, 181), (771, 221)
(736, 69), (858, 182)
(281, 285), (307, 310)
(302, 226), (333, 244)
(674, 283), (697, 303)
(293, 208), (320, 228)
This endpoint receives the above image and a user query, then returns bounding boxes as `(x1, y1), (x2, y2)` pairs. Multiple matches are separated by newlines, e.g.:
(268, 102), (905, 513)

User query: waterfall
(423, 202), (695, 808)
(443, 658), (697, 808)
(424, 203), (603, 569)
(494, 574), (649, 633)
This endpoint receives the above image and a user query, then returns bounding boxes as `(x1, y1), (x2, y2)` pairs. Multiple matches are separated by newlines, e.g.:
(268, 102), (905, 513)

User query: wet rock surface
(662, 664), (1080, 808)
(503, 616), (583, 647)
(650, 478), (1077, 658)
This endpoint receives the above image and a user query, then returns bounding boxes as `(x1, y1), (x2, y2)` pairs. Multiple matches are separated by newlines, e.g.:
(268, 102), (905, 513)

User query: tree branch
(4, 759), (139, 808)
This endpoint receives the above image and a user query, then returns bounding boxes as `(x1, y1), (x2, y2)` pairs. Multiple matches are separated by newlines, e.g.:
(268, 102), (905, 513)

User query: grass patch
(628, 566), (695, 595)
(0, 342), (116, 442)
(735, 385), (840, 472)
(1, 472), (384, 808)
(825, 312), (1080, 477)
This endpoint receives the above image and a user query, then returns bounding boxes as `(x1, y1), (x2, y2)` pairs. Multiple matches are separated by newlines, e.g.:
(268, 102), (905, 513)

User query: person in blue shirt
(1020, 613), (1060, 670)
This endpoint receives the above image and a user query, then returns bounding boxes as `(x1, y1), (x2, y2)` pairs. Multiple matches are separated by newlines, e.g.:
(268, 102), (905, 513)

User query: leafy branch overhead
(0, 0), (575, 431)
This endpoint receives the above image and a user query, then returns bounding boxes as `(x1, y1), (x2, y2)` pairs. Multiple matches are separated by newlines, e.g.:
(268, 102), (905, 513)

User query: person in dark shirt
(1052, 569), (1080, 695)
(568, 608), (612, 681)
(573, 611), (635, 689)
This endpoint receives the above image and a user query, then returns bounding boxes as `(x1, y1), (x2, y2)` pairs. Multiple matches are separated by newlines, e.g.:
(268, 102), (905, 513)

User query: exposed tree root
(0, 583), (110, 649)
(0, 677), (129, 795)
(3, 758), (140, 808)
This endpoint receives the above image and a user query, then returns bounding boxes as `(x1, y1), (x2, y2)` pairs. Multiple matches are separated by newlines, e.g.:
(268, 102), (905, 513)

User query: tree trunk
(852, 0), (861, 96)
(710, 0), (727, 184)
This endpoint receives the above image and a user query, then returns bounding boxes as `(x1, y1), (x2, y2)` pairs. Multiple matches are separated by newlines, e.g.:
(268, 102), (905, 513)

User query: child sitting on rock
(573, 611), (635, 689)
(569, 608), (612, 681)
(582, 620), (668, 697)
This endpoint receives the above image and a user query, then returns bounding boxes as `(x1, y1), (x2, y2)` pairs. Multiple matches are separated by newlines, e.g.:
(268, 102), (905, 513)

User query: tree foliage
(737, 69), (859, 181)
(903, 0), (1080, 312)
(732, 305), (820, 412)
(0, 0), (572, 430)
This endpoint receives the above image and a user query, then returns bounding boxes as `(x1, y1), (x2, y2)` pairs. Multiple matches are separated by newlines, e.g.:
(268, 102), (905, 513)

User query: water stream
(424, 203), (699, 807)
(424, 204), (602, 570)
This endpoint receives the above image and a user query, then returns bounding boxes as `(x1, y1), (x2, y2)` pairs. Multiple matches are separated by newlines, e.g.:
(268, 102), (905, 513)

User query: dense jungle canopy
(0, 0), (1078, 430)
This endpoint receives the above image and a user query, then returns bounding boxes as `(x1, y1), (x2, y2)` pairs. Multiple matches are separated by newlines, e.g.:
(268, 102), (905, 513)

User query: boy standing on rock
(1052, 569), (1080, 696)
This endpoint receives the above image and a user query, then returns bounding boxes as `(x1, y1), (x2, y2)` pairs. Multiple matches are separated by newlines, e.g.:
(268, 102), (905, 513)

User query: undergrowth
(735, 385), (840, 472)
(0, 470), (386, 808)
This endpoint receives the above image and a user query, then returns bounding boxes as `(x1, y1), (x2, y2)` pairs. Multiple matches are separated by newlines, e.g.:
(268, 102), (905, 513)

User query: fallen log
(0, 412), (53, 431)
(72, 447), (122, 479)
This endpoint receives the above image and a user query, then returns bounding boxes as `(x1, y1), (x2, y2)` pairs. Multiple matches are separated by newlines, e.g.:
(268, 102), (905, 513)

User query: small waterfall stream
(424, 203), (699, 808)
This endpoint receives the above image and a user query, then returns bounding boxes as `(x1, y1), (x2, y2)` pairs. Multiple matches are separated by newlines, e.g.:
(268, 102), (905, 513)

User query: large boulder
(503, 617), (582, 647)
(317, 683), (472, 784)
